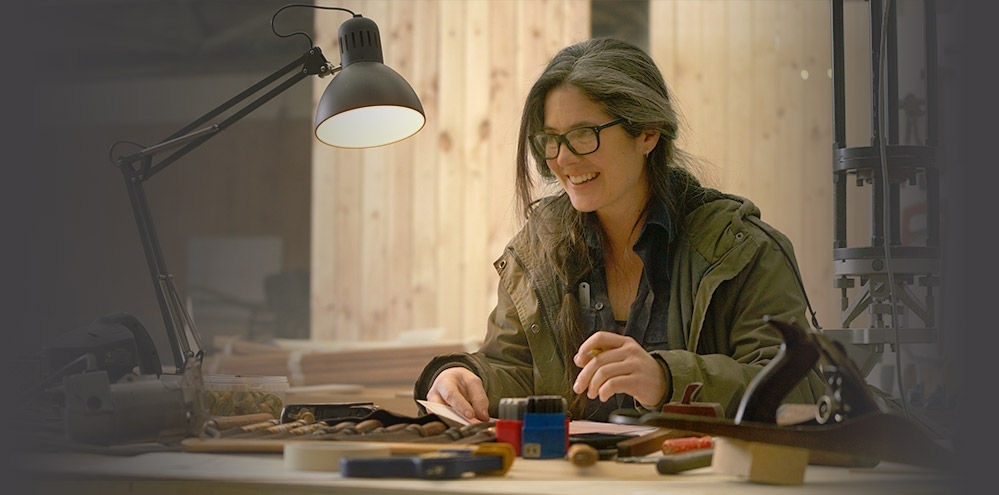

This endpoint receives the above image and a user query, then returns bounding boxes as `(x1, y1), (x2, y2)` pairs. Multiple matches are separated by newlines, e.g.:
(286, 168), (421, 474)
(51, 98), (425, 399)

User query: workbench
(8, 381), (962, 494)
(14, 446), (956, 495)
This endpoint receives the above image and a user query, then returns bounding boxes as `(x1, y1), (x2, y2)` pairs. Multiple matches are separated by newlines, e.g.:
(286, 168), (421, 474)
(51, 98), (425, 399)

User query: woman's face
(542, 84), (659, 221)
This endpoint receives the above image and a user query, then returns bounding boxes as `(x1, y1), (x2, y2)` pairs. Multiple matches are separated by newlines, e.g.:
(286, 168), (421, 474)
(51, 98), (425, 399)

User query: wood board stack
(203, 337), (469, 387)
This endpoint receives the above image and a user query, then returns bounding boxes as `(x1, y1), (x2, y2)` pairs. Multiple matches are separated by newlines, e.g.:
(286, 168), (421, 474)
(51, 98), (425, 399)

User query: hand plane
(638, 317), (955, 470)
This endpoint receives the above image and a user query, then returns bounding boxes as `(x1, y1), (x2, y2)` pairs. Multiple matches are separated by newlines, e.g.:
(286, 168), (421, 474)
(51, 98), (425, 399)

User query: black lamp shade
(314, 15), (425, 148)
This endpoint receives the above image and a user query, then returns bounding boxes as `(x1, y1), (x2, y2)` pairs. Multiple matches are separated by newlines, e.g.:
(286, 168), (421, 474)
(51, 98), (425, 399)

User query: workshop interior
(9, 0), (971, 481)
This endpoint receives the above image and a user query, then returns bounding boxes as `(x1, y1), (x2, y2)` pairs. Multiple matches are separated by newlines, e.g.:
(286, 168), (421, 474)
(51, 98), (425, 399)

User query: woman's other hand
(572, 331), (668, 407)
(426, 367), (491, 422)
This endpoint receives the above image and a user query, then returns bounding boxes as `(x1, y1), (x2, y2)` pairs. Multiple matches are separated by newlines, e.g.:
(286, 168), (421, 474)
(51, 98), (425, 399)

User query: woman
(414, 38), (826, 422)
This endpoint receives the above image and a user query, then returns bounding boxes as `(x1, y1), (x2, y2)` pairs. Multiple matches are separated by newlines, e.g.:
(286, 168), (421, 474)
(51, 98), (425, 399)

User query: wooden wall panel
(650, 0), (845, 330)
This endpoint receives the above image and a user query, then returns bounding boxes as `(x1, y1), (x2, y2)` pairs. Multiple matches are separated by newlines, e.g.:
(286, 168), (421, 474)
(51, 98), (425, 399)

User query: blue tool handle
(340, 454), (505, 479)
(340, 457), (421, 478)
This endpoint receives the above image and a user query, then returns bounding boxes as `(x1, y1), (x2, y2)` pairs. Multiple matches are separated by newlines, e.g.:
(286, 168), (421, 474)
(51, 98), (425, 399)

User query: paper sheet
(417, 399), (478, 426)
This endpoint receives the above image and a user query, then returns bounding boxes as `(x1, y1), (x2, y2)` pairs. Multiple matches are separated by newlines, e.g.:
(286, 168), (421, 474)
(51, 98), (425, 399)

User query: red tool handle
(661, 435), (713, 454)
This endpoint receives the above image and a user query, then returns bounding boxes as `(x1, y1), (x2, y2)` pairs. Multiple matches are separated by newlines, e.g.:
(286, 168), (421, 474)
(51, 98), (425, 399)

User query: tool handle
(566, 443), (599, 467)
(340, 454), (506, 479)
(656, 449), (713, 474)
(661, 435), (713, 454)
(617, 428), (685, 457)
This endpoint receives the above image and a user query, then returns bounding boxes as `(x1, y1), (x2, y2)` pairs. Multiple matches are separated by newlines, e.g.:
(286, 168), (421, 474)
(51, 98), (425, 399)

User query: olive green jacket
(414, 191), (826, 419)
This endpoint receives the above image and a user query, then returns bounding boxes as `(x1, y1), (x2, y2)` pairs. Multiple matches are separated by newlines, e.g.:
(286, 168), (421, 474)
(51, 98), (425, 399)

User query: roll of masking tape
(284, 441), (391, 472)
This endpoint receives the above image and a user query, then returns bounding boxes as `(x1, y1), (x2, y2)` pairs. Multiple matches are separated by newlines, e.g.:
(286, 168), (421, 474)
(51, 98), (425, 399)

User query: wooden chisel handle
(616, 429), (691, 457)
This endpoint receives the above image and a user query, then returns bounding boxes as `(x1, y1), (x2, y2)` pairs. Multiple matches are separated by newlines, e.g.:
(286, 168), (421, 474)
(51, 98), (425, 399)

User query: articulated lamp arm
(111, 46), (338, 373)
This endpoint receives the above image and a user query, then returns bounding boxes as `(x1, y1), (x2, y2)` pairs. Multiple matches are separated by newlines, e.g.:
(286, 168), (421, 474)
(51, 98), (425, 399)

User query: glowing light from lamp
(313, 15), (425, 148)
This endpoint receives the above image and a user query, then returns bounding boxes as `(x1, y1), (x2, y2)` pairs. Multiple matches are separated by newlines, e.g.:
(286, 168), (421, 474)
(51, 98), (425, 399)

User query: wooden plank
(434, 1), (468, 342)
(748, 2), (780, 210)
(513, 1), (546, 202)
(563, 0), (592, 43)
(409, 1), (442, 334)
(670, 1), (705, 165)
(696, 0), (729, 190)
(486, 0), (519, 323)
(360, 144), (389, 341)
(332, 145), (364, 342)
(770, 0), (835, 327)
(772, 0), (807, 233)
(724, 0), (755, 197)
(798, 1), (837, 326)
(383, 0), (419, 341)
(649, 0), (677, 75)
(203, 341), (468, 386)
(462, 0), (491, 341)
(181, 438), (479, 454)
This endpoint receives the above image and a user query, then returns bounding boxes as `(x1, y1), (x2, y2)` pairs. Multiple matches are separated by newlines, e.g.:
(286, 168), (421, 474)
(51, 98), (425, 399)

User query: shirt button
(594, 302), (604, 310)
(735, 232), (745, 241)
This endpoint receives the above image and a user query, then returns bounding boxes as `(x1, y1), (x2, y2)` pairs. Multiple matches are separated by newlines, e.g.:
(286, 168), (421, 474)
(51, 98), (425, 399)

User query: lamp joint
(302, 46), (334, 77)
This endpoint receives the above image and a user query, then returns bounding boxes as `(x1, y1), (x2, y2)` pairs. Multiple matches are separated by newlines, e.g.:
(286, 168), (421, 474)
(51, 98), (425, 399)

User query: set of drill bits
(199, 404), (496, 445)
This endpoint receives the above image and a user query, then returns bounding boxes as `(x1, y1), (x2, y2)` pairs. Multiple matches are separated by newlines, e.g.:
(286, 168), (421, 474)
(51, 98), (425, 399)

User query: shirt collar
(582, 198), (675, 252)
(639, 198), (674, 246)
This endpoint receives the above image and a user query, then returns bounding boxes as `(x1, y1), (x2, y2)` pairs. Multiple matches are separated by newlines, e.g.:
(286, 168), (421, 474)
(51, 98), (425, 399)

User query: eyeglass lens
(536, 127), (598, 159)
(534, 119), (624, 159)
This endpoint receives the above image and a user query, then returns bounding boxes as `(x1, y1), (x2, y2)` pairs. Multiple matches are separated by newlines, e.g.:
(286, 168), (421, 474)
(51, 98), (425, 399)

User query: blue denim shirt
(578, 199), (675, 419)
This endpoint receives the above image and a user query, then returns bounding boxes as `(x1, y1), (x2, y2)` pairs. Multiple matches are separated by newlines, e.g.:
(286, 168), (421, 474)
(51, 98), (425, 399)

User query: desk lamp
(113, 4), (424, 374)
(61, 4), (424, 445)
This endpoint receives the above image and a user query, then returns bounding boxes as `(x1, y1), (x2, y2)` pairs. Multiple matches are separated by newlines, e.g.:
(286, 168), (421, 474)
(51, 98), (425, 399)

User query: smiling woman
(414, 38), (827, 423)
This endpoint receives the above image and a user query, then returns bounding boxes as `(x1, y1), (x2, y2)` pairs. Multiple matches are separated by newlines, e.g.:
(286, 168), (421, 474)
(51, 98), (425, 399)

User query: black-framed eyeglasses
(531, 118), (626, 160)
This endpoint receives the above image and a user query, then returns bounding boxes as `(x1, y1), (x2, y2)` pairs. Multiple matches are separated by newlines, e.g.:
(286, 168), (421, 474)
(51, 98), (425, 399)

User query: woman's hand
(572, 331), (668, 407)
(426, 367), (491, 422)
